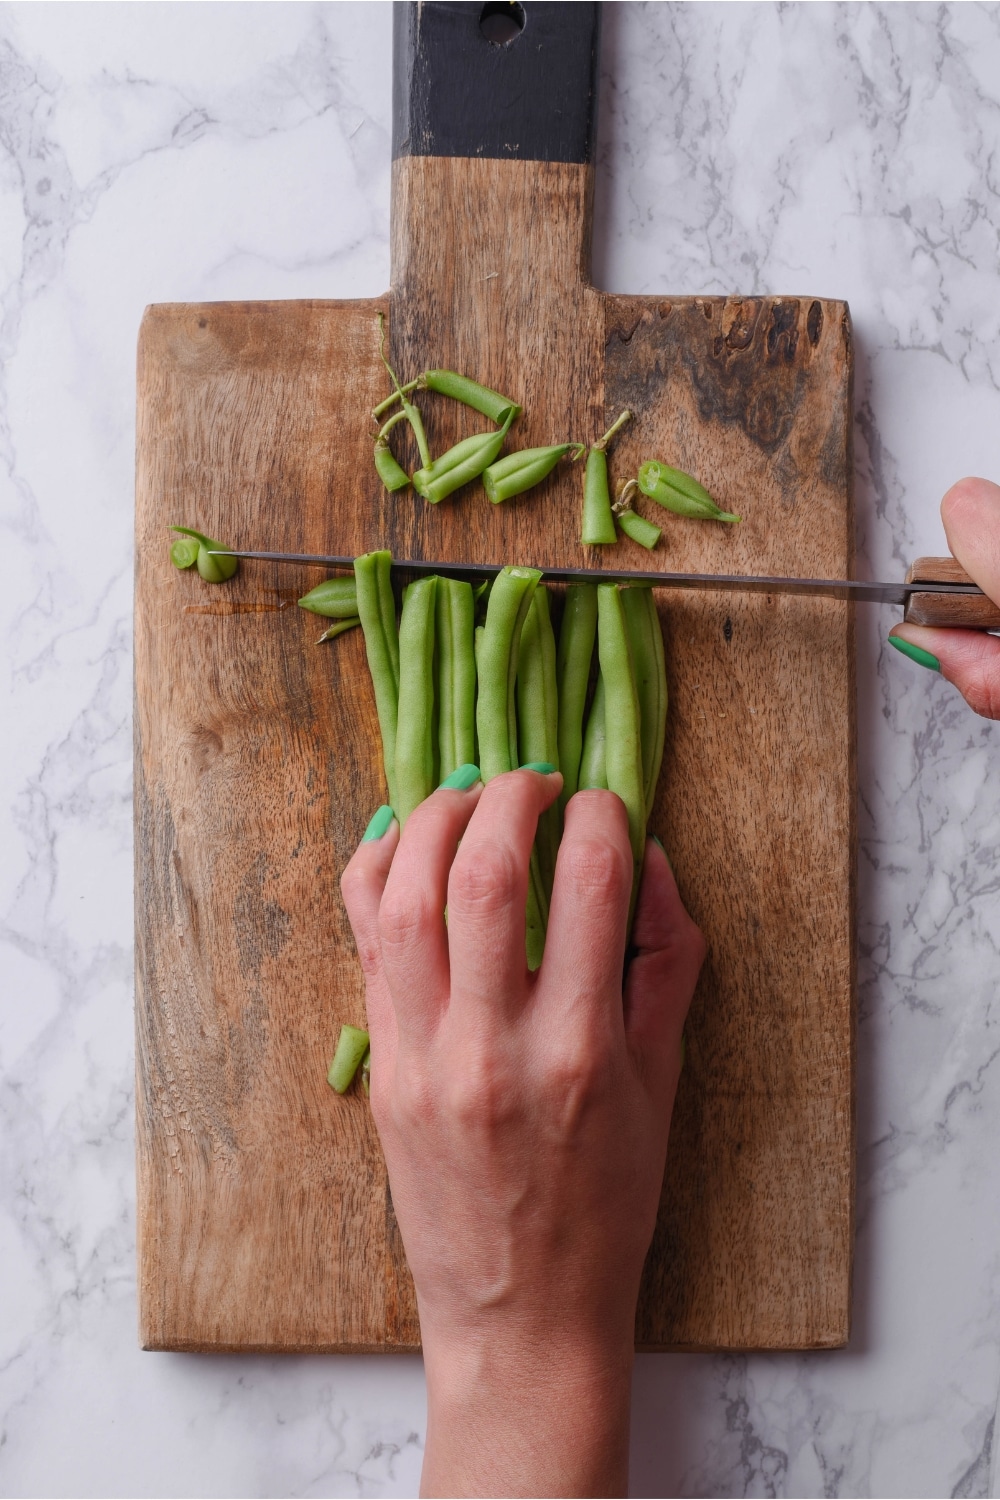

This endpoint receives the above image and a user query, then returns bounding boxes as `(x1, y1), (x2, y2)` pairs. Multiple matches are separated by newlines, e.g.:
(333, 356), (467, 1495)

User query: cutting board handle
(392, 2), (601, 167)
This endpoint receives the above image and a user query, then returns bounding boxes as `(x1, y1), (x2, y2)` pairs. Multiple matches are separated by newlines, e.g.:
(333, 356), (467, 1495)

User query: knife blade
(207, 550), (984, 607)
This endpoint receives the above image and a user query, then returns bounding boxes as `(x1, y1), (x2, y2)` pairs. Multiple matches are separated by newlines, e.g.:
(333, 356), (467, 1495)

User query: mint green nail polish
(439, 763), (481, 791)
(521, 761), (557, 774)
(362, 804), (394, 842)
(888, 635), (940, 673)
(651, 833), (672, 869)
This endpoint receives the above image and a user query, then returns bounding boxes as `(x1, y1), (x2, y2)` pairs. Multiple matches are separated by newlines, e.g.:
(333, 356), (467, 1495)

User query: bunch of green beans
(344, 552), (668, 969)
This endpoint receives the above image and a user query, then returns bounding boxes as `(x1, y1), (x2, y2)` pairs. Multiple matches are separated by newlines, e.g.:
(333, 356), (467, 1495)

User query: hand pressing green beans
(578, 672), (608, 791)
(354, 550), (401, 813)
(170, 526), (238, 582)
(395, 575), (439, 827)
(596, 585), (646, 925)
(555, 583), (597, 812)
(638, 459), (741, 523)
(328, 1024), (370, 1093)
(298, 577), (359, 617)
(413, 409), (516, 504)
(621, 587), (667, 821)
(482, 442), (584, 504)
(517, 586), (561, 911)
(581, 410), (632, 545)
(436, 577), (477, 781)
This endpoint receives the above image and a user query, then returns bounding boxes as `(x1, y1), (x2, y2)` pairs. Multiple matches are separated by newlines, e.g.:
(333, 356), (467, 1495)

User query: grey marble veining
(1, 4), (998, 1496)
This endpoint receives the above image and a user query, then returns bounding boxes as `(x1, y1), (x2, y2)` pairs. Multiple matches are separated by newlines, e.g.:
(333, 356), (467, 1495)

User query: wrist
(421, 1323), (634, 1498)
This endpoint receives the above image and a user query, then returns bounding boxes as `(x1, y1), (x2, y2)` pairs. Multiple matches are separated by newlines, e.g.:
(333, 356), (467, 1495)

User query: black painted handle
(392, 1), (601, 164)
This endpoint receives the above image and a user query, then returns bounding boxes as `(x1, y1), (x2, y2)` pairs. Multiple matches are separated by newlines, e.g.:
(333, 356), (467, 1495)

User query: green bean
(373, 370), (521, 426)
(373, 409), (411, 492)
(412, 410), (515, 504)
(581, 411), (632, 545)
(597, 584), (646, 923)
(638, 459), (740, 522)
(556, 583), (598, 812)
(424, 370), (521, 425)
(482, 442), (584, 505)
(476, 567), (546, 970)
(621, 587), (667, 821)
(517, 587), (560, 903)
(578, 672), (607, 791)
(395, 575), (438, 827)
(476, 567), (541, 779)
(170, 536), (199, 569)
(170, 526), (238, 582)
(436, 577), (476, 781)
(581, 448), (617, 544)
(360, 1047), (371, 1097)
(317, 617), (361, 644)
(616, 508), (662, 550)
(354, 551), (400, 812)
(298, 576), (359, 617)
(327, 1024), (370, 1093)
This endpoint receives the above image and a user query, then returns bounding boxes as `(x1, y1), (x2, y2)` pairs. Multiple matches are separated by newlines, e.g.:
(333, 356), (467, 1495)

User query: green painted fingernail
(521, 761), (557, 774)
(888, 635), (940, 673)
(362, 804), (395, 842)
(651, 834), (672, 869)
(439, 763), (481, 790)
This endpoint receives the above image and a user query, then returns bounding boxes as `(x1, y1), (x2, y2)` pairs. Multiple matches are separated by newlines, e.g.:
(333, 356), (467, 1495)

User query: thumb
(624, 838), (706, 1088)
(887, 627), (1000, 721)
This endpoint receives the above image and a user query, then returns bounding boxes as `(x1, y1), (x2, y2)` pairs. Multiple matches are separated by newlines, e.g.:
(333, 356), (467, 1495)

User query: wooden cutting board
(135, 2), (855, 1353)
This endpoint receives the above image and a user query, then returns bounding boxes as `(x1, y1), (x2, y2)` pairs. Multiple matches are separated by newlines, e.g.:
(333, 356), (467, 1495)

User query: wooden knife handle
(904, 556), (1000, 629)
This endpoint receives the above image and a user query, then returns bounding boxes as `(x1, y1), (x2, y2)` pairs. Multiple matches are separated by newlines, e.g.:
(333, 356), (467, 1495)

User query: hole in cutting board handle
(479, 2), (526, 45)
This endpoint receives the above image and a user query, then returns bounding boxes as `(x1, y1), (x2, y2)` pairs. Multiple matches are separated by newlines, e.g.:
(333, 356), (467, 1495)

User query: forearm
(421, 1330), (634, 1498)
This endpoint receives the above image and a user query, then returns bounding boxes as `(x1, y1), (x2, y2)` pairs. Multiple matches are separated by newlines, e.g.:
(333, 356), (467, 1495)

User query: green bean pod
(170, 526), (239, 582)
(475, 567), (545, 969)
(621, 587), (667, 821)
(412, 410), (515, 504)
(298, 576), (359, 617)
(317, 617), (361, 643)
(637, 460), (741, 522)
(482, 443), (584, 505)
(517, 587), (561, 907)
(423, 370), (521, 426)
(581, 447), (617, 545)
(327, 1024), (370, 1093)
(616, 509), (662, 550)
(596, 585), (646, 923)
(354, 551), (400, 812)
(578, 672), (608, 791)
(556, 583), (598, 811)
(360, 1047), (371, 1097)
(373, 409), (412, 492)
(476, 566), (541, 780)
(170, 536), (199, 569)
(436, 577), (477, 781)
(395, 575), (439, 827)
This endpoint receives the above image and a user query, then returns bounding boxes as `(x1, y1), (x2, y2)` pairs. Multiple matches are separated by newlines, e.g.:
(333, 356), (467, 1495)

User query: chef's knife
(208, 550), (999, 628)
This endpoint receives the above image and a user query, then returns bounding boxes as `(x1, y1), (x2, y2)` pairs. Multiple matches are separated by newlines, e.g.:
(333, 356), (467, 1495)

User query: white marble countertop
(2, 3), (999, 1495)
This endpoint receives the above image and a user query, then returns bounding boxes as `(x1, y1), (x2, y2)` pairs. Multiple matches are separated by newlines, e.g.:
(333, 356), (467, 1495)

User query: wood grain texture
(135, 156), (855, 1352)
(904, 556), (1000, 628)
